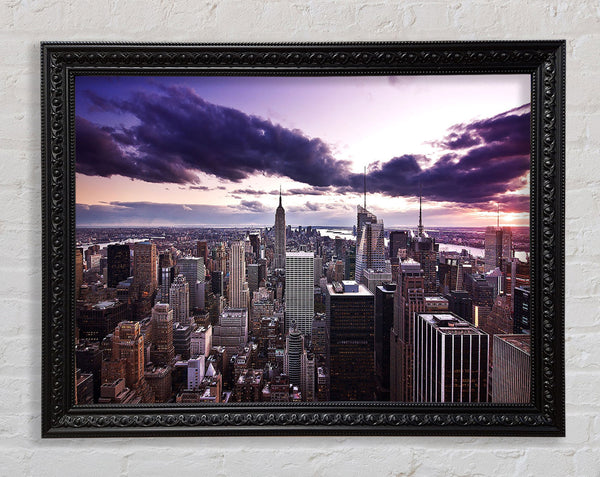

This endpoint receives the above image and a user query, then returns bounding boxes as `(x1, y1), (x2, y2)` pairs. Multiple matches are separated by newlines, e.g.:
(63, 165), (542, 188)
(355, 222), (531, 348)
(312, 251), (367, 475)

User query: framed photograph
(41, 41), (565, 437)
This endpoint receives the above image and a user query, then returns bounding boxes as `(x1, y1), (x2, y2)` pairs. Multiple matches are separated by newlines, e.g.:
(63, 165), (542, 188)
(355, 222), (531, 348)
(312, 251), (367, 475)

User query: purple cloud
(76, 84), (529, 213)
(76, 86), (351, 187)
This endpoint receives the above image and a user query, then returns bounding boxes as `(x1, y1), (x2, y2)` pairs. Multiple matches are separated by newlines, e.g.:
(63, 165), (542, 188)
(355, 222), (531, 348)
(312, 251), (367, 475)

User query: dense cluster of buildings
(75, 189), (531, 405)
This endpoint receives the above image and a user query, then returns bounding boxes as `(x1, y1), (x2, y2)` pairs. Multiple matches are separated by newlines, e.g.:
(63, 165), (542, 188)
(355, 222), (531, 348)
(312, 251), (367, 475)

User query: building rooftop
(419, 313), (486, 335)
(92, 299), (121, 310)
(424, 295), (448, 303)
(327, 282), (373, 297)
(495, 334), (531, 355)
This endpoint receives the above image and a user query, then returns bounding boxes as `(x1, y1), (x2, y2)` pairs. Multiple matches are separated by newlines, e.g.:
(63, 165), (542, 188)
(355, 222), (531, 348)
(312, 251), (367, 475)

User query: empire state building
(274, 188), (286, 269)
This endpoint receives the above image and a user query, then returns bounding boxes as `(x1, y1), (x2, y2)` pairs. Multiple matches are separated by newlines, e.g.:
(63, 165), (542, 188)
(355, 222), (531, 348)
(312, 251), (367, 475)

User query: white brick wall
(1, 1), (597, 475)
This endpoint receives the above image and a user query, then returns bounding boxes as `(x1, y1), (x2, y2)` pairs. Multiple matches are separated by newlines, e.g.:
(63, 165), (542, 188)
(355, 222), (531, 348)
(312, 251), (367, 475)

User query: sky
(75, 74), (531, 228)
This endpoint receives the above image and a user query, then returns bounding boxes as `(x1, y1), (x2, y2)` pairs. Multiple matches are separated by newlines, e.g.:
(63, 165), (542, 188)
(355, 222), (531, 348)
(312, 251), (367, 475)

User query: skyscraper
(485, 226), (513, 272)
(75, 247), (83, 299)
(375, 282), (396, 401)
(249, 233), (260, 260)
(390, 259), (425, 402)
(414, 312), (489, 403)
(133, 241), (157, 294)
(103, 321), (154, 402)
(408, 190), (437, 292)
(301, 351), (315, 402)
(389, 230), (409, 260)
(247, 263), (260, 294)
(212, 308), (248, 354)
(107, 244), (130, 288)
(355, 221), (386, 287)
(326, 281), (375, 401)
(274, 189), (286, 270)
(492, 334), (530, 403)
(229, 241), (249, 309)
(356, 205), (377, 245)
(513, 286), (530, 334)
(177, 257), (205, 312)
(284, 322), (304, 387)
(214, 243), (227, 274)
(285, 252), (314, 335)
(169, 274), (190, 325)
(314, 256), (323, 286)
(150, 303), (175, 366)
(196, 240), (209, 264)
(158, 266), (175, 303)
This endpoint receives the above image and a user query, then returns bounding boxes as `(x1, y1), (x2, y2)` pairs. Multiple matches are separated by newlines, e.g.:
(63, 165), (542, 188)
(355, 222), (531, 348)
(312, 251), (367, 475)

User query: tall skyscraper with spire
(274, 187), (286, 270)
(355, 167), (385, 286)
(484, 205), (513, 272)
(408, 188), (437, 292)
(417, 184), (424, 238)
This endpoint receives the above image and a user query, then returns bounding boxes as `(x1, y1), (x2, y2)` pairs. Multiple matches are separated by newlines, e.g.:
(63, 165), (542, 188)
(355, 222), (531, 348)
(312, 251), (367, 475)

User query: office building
(76, 299), (128, 343)
(375, 282), (395, 401)
(102, 321), (154, 403)
(211, 270), (224, 296)
(150, 303), (175, 366)
(107, 244), (130, 288)
(249, 233), (260, 260)
(187, 355), (206, 390)
(311, 313), (328, 365)
(214, 243), (227, 273)
(177, 257), (205, 312)
(448, 290), (473, 323)
(356, 204), (378, 245)
(284, 323), (304, 387)
(514, 286), (530, 334)
(285, 252), (314, 335)
(484, 226), (513, 272)
(196, 240), (209, 264)
(75, 247), (84, 299)
(158, 266), (175, 303)
(314, 256), (323, 286)
(212, 308), (249, 354)
(169, 274), (190, 325)
(492, 334), (531, 403)
(414, 312), (489, 403)
(389, 230), (409, 259)
(250, 297), (274, 336)
(173, 323), (191, 360)
(301, 351), (315, 402)
(133, 241), (157, 294)
(355, 221), (386, 288)
(364, 269), (393, 295)
(248, 263), (260, 294)
(326, 281), (375, 401)
(229, 241), (249, 309)
(190, 325), (212, 356)
(390, 259), (425, 402)
(144, 366), (172, 403)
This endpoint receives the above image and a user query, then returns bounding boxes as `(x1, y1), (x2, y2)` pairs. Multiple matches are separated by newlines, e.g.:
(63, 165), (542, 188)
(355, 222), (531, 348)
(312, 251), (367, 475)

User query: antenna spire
(363, 165), (367, 208)
(279, 185), (282, 207)
(497, 203), (500, 228)
(418, 183), (424, 237)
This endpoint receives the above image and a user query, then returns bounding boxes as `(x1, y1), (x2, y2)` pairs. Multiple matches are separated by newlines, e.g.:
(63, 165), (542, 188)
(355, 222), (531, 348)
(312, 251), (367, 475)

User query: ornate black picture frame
(41, 41), (565, 437)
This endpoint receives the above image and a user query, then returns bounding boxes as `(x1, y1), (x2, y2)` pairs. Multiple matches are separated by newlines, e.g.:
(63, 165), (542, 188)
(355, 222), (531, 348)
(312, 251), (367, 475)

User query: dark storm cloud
(77, 84), (529, 212)
(77, 85), (351, 186)
(359, 105), (531, 213)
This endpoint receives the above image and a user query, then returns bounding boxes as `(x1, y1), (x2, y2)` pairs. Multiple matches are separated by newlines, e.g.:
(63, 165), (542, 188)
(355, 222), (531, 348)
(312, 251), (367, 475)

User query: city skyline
(75, 74), (531, 228)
